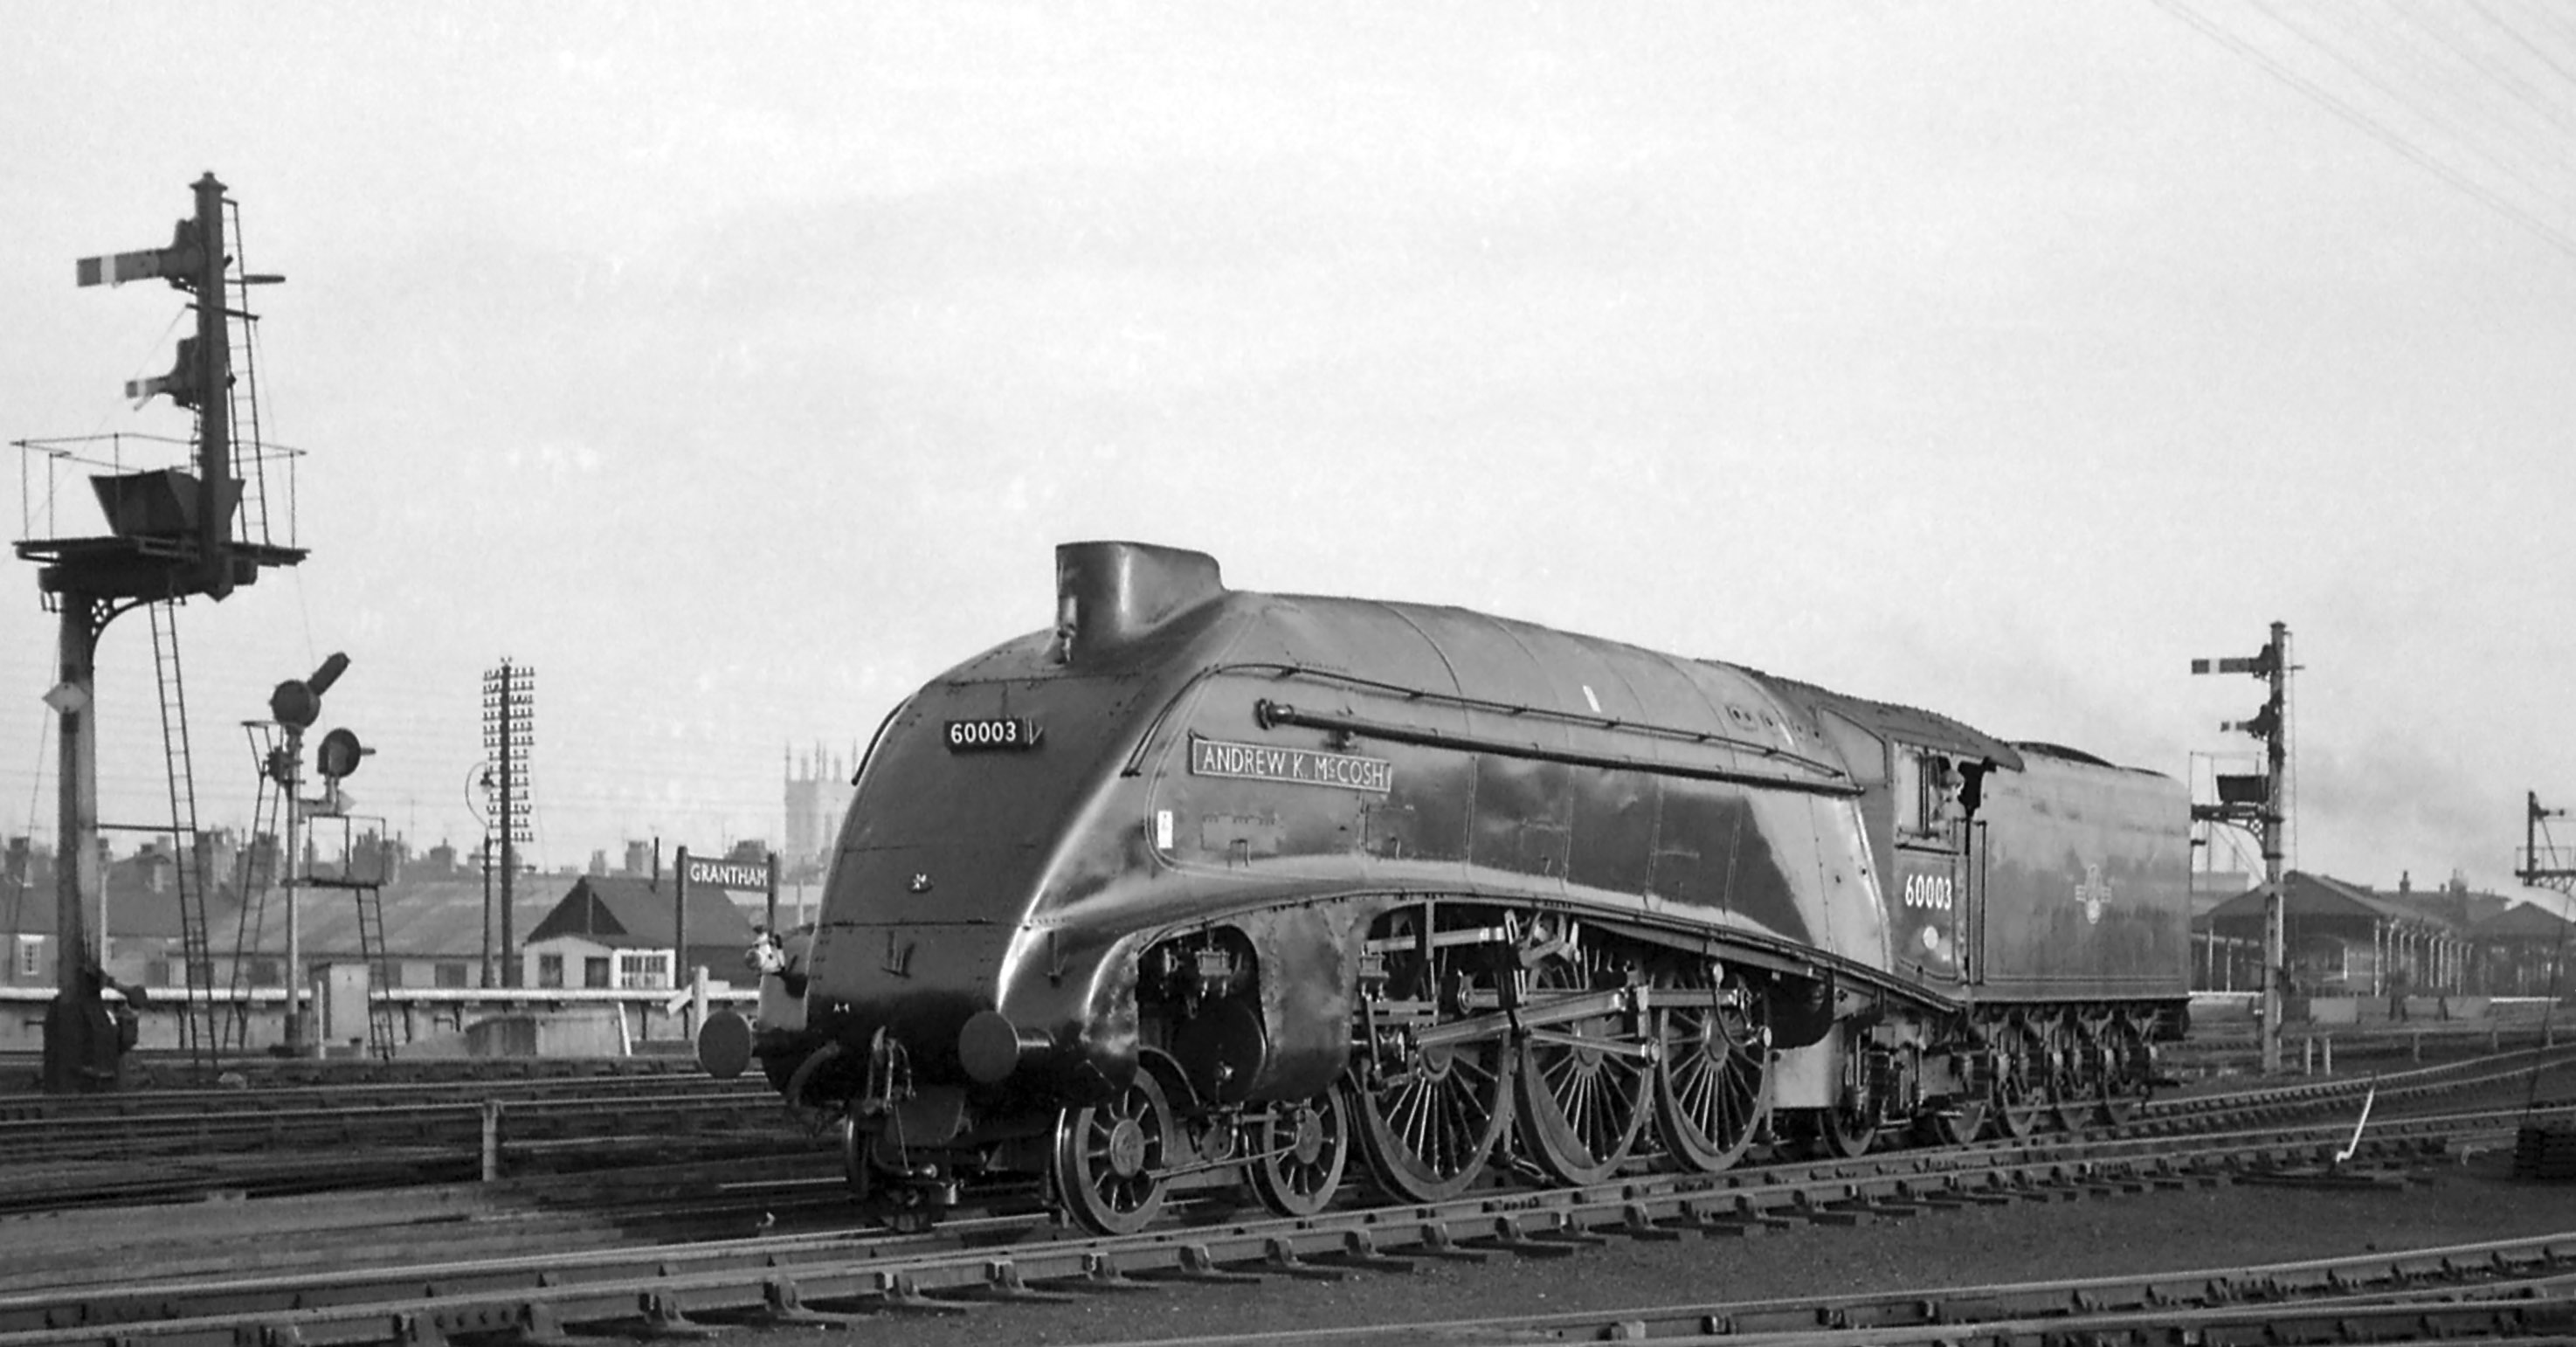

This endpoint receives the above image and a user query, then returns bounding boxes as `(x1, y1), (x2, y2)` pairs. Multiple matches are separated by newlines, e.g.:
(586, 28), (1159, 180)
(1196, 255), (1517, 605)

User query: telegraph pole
(480, 661), (534, 987)
(2193, 621), (2292, 1074)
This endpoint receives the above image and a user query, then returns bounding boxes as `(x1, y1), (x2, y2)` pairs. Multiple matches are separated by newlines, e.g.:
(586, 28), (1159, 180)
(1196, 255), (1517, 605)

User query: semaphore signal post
(12, 174), (308, 1092)
(2519, 793), (2573, 893)
(2191, 621), (2292, 1074)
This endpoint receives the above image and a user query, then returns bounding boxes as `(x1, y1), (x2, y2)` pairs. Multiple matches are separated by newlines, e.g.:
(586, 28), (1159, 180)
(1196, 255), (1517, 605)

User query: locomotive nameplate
(944, 717), (1041, 752)
(1191, 736), (1393, 792)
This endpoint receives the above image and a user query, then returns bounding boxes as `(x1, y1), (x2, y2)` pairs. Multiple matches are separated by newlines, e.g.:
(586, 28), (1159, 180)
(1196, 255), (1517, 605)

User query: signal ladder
(352, 878), (396, 1061)
(304, 848), (398, 1062)
(219, 197), (288, 553)
(222, 729), (287, 1055)
(147, 600), (218, 1070)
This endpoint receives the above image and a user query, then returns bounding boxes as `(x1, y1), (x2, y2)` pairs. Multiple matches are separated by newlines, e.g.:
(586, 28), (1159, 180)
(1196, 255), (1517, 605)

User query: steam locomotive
(702, 542), (2191, 1233)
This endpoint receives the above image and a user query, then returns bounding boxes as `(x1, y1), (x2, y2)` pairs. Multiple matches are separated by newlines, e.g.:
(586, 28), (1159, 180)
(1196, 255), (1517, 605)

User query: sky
(3, 3), (2573, 915)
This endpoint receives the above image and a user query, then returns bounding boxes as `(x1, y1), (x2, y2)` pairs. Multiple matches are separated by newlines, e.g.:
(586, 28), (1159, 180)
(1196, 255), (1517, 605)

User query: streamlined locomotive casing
(770, 541), (2193, 1157)
(783, 541), (1900, 1121)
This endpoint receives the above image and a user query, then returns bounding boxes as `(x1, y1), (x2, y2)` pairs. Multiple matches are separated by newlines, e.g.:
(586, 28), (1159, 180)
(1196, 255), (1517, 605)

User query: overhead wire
(2489, 0), (2576, 66)
(2293, 0), (2576, 219)
(2151, 0), (2576, 265)
(2422, 1), (2576, 136)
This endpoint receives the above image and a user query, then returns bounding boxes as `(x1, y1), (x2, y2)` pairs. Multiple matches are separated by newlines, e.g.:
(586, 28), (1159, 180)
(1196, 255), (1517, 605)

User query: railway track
(0, 1060), (763, 1128)
(4, 1050), (2569, 1344)
(0, 1073), (808, 1212)
(0, 1050), (712, 1105)
(1095, 1232), (2576, 1347)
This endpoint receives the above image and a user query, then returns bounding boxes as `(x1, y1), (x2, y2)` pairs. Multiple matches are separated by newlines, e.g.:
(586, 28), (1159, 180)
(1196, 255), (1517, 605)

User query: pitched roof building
(522, 875), (758, 991)
(2197, 870), (2570, 998)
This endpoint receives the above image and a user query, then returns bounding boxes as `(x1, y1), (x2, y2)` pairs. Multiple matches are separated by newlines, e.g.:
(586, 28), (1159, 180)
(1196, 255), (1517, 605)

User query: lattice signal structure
(480, 661), (535, 986)
(2519, 793), (2573, 895)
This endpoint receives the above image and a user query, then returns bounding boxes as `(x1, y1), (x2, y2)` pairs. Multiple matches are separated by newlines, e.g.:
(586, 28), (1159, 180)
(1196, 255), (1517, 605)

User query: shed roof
(2203, 870), (2457, 930)
(2469, 899), (2576, 942)
(6, 872), (217, 940)
(215, 880), (557, 959)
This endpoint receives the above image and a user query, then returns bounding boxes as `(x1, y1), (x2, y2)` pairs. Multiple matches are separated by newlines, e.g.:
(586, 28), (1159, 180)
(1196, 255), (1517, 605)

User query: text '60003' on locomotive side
(699, 542), (2192, 1233)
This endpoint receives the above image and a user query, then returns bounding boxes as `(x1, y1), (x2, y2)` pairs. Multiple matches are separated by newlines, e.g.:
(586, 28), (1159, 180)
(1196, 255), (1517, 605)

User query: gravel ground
(729, 1143), (2575, 1347)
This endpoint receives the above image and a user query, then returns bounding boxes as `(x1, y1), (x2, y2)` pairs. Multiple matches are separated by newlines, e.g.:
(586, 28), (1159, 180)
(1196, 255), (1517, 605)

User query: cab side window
(1893, 747), (1956, 840)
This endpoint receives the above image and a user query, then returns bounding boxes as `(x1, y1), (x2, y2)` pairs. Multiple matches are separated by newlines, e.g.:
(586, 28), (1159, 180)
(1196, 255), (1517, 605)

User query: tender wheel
(1921, 1024), (1992, 1145)
(1926, 1075), (1991, 1146)
(1654, 964), (1770, 1172)
(2096, 1013), (2153, 1125)
(1514, 951), (1652, 1185)
(1250, 1083), (1352, 1218)
(1928, 1099), (1988, 1146)
(2045, 1015), (2096, 1132)
(1353, 910), (1515, 1204)
(1992, 1017), (2048, 1138)
(1053, 1068), (1176, 1235)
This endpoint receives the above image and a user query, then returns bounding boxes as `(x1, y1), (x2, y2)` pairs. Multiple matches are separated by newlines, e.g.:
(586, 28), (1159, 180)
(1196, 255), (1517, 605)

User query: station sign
(683, 855), (773, 892)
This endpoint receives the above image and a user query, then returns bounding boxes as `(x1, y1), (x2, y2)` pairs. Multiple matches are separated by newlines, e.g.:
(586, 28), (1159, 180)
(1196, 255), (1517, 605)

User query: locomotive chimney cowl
(1051, 541), (1226, 666)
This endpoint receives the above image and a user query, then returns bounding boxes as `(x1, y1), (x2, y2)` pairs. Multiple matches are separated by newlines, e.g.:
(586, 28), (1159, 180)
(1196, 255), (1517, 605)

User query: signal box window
(537, 954), (565, 989)
(584, 957), (611, 989)
(435, 963), (469, 990)
(618, 952), (668, 990)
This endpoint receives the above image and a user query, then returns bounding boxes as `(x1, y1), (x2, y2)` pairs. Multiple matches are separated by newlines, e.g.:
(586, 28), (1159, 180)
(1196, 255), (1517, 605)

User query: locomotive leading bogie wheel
(1250, 1082), (1352, 1218)
(1653, 967), (1770, 1173)
(1353, 914), (1516, 1204)
(1513, 953), (1652, 1185)
(1053, 1068), (1178, 1235)
(1991, 1018), (2048, 1139)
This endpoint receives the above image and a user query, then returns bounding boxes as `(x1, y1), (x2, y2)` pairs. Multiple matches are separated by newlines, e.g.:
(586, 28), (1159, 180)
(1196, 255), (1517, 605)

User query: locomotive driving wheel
(1652, 963), (1770, 1172)
(1353, 911), (1516, 1203)
(1513, 950), (1652, 1185)
(1249, 1082), (1352, 1218)
(1052, 1067), (1178, 1235)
